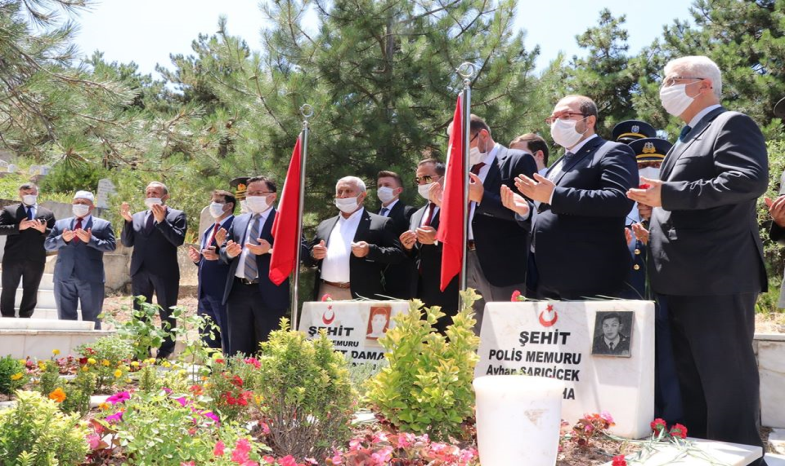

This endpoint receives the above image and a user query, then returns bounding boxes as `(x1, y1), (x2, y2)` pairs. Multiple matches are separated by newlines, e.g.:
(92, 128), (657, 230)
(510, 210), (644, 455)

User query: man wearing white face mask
(509, 95), (637, 300)
(220, 176), (290, 356)
(304, 176), (405, 301)
(0, 182), (55, 318)
(121, 181), (187, 359)
(376, 170), (416, 299)
(187, 190), (235, 353)
(627, 56), (768, 460)
(45, 191), (115, 329)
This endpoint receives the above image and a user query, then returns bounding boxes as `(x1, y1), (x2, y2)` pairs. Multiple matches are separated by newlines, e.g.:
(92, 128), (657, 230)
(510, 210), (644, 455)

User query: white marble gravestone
(298, 300), (411, 365)
(96, 179), (117, 209)
(476, 300), (655, 438)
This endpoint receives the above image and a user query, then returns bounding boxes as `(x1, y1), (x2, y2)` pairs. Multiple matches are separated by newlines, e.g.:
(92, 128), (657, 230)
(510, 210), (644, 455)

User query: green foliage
(77, 335), (134, 392)
(0, 390), (89, 465)
(203, 355), (259, 422)
(103, 297), (179, 360)
(0, 356), (27, 396)
(367, 290), (481, 441)
(36, 360), (60, 398)
(61, 370), (96, 416)
(38, 159), (109, 194)
(255, 319), (355, 460)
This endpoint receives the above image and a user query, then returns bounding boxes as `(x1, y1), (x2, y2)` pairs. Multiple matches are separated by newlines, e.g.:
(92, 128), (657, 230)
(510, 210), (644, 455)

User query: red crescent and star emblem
(538, 304), (558, 327)
(322, 306), (335, 325)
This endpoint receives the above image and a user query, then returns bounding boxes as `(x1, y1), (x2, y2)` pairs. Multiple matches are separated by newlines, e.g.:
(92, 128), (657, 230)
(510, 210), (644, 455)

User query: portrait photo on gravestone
(591, 311), (634, 357)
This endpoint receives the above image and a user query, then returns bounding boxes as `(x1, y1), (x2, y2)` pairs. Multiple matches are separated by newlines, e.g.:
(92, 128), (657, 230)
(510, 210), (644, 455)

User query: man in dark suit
(0, 183), (55, 318)
(453, 115), (538, 331)
(44, 191), (115, 329)
(591, 312), (630, 356)
(120, 181), (187, 359)
(508, 95), (638, 300)
(400, 159), (458, 333)
(187, 189), (235, 354)
(766, 97), (785, 309)
(376, 170), (416, 299)
(510, 133), (550, 177)
(304, 176), (405, 301)
(628, 56), (768, 460)
(220, 176), (289, 356)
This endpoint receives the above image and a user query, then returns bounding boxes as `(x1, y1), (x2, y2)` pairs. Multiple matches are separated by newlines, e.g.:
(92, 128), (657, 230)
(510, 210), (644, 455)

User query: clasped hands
(226, 238), (272, 258)
(19, 218), (46, 233)
(62, 227), (92, 243)
(311, 239), (371, 259)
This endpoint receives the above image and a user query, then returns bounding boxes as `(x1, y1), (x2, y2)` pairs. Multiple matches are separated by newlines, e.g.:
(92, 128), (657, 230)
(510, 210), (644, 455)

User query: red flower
(669, 423), (688, 439)
(639, 183), (651, 189)
(511, 290), (522, 302)
(612, 455), (627, 466)
(231, 375), (244, 388)
(321, 293), (333, 302)
(650, 418), (667, 433)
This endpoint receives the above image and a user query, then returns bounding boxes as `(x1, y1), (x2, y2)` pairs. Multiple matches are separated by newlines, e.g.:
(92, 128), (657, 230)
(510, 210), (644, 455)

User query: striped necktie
(243, 214), (262, 280)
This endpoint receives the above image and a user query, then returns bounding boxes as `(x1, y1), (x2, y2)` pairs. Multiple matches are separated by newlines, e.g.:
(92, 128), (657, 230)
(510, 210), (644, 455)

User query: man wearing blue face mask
(45, 191), (115, 329)
(187, 189), (235, 354)
(628, 56), (768, 462)
(506, 95), (638, 300)
(304, 176), (405, 301)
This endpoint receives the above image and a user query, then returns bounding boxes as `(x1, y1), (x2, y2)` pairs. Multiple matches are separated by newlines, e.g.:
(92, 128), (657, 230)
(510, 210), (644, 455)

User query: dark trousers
(197, 293), (229, 354)
(226, 279), (285, 356)
(54, 278), (104, 329)
(466, 250), (524, 335)
(1, 259), (45, 318)
(132, 269), (179, 357)
(664, 293), (765, 463)
(653, 296), (683, 424)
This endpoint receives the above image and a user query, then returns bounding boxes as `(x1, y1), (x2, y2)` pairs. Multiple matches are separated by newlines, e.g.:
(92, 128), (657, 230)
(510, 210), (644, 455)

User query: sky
(60, 0), (695, 78)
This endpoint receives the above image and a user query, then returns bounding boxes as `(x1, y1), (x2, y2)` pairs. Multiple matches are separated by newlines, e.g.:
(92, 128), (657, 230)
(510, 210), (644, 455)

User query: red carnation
(650, 418), (667, 433)
(511, 290), (521, 302)
(612, 455), (627, 466)
(669, 423), (688, 439)
(639, 183), (651, 189)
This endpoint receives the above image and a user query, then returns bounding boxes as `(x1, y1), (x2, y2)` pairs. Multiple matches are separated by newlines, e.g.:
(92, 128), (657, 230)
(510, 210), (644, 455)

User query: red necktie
(73, 218), (82, 243)
(206, 223), (220, 247)
(422, 203), (435, 227)
(470, 162), (486, 175)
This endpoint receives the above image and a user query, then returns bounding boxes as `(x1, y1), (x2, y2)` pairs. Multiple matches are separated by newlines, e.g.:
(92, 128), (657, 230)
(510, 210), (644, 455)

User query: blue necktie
(380, 207), (389, 216)
(26, 207), (33, 221)
(678, 125), (692, 142)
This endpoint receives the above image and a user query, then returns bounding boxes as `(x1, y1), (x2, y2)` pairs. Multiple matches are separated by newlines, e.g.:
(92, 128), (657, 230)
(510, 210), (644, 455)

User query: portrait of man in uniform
(592, 311), (633, 357)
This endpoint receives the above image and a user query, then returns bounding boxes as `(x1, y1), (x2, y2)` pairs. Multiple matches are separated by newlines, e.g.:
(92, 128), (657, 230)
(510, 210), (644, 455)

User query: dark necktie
(470, 162), (485, 175)
(679, 125), (692, 141)
(243, 214), (262, 280)
(609, 342), (615, 351)
(380, 207), (389, 216)
(26, 207), (33, 221)
(563, 151), (575, 164)
(73, 218), (82, 243)
(206, 223), (220, 247)
(422, 203), (435, 227)
(144, 212), (155, 234)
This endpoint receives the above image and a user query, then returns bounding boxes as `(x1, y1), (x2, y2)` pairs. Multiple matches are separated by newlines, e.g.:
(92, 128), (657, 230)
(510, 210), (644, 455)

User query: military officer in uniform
(230, 177), (251, 215)
(611, 120), (657, 145)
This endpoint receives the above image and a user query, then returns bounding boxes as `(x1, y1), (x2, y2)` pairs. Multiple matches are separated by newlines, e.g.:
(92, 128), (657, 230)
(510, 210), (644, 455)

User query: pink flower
(106, 391), (130, 405)
(459, 449), (477, 464)
(261, 422), (271, 435)
(321, 294), (332, 302)
(349, 438), (362, 451)
(106, 411), (124, 423)
(181, 462), (195, 466)
(600, 411), (615, 425)
(262, 456), (275, 464)
(214, 440), (225, 457)
(231, 438), (252, 463)
(511, 290), (522, 301)
(203, 411), (220, 424)
(612, 455), (627, 466)
(371, 431), (388, 443)
(397, 432), (415, 448)
(330, 450), (344, 465)
(279, 456), (298, 466)
(370, 446), (393, 466)
(162, 387), (172, 394)
(584, 423), (595, 433)
(175, 396), (189, 407)
(87, 433), (101, 449)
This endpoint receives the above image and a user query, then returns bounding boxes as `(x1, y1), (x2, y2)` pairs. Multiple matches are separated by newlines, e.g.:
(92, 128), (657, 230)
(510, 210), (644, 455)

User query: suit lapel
(660, 107), (726, 180)
(410, 206), (425, 229)
(319, 216), (340, 246)
(553, 137), (604, 186)
(483, 148), (504, 190)
(353, 210), (371, 242)
(261, 209), (275, 241)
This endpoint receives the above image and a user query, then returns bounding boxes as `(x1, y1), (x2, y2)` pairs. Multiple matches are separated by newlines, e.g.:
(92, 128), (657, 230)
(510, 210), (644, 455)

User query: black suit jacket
(650, 107), (768, 295)
(219, 210), (290, 309)
(533, 137), (637, 296)
(380, 200), (417, 299)
(472, 146), (538, 287)
(195, 216), (234, 299)
(0, 204), (55, 264)
(121, 208), (187, 279)
(592, 333), (630, 356)
(303, 208), (405, 300)
(408, 204), (459, 312)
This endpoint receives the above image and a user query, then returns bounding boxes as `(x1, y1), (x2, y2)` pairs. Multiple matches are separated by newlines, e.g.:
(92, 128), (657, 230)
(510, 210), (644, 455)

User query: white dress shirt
(419, 204), (440, 227)
(468, 143), (500, 240)
(234, 209), (271, 279)
(321, 207), (364, 283)
(379, 199), (398, 217)
(689, 104), (722, 129)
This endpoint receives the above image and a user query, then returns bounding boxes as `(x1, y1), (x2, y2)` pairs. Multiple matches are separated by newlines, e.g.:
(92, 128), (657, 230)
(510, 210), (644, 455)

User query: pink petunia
(214, 440), (225, 457)
(600, 411), (615, 425)
(175, 396), (189, 407)
(106, 391), (131, 405)
(87, 433), (102, 449)
(330, 450), (343, 465)
(231, 438), (252, 463)
(106, 411), (124, 423)
(371, 432), (388, 444)
(279, 456), (298, 466)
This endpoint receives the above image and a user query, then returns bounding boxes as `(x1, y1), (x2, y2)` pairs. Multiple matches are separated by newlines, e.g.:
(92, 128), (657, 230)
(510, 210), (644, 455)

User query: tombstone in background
(0, 160), (8, 172)
(475, 300), (655, 438)
(95, 179), (117, 209)
(28, 165), (39, 176)
(7, 164), (16, 173)
(39, 165), (50, 175)
(198, 205), (213, 242)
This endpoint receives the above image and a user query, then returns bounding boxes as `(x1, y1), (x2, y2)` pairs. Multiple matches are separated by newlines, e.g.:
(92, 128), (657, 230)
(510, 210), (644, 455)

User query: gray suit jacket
(649, 107), (768, 295)
(45, 216), (116, 283)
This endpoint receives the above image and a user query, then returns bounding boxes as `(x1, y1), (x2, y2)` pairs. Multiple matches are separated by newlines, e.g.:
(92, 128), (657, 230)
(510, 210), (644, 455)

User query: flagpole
(292, 103), (313, 331)
(458, 62), (475, 294)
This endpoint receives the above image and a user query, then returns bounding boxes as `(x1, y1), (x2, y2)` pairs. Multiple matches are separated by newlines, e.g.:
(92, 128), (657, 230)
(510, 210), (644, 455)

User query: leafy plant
(103, 297), (179, 360)
(36, 360), (60, 397)
(0, 390), (89, 464)
(203, 356), (257, 423)
(329, 429), (479, 466)
(0, 355), (27, 396)
(61, 370), (96, 417)
(77, 335), (133, 393)
(366, 290), (481, 441)
(255, 319), (356, 461)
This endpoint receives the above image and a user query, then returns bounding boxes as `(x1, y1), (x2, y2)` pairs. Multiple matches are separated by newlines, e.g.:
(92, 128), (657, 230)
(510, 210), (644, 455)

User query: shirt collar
(382, 199), (399, 212)
(566, 134), (597, 154)
(485, 143), (501, 163)
(217, 214), (234, 226)
(688, 104), (722, 128)
(75, 215), (92, 225)
(339, 207), (365, 222)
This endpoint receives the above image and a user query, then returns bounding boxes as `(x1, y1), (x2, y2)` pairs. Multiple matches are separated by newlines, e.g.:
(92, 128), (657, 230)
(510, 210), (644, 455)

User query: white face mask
(659, 84), (694, 117)
(245, 195), (270, 214)
(638, 166), (661, 181)
(144, 197), (163, 209)
(72, 204), (90, 218)
(550, 118), (586, 149)
(22, 195), (37, 206)
(377, 186), (396, 204)
(417, 182), (434, 200)
(468, 147), (485, 166)
(208, 202), (226, 219)
(335, 196), (360, 214)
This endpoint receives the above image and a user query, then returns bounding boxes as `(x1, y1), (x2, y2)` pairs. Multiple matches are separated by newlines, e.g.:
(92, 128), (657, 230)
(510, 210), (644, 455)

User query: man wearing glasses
(504, 95), (638, 300)
(628, 56), (768, 462)
(399, 159), (458, 333)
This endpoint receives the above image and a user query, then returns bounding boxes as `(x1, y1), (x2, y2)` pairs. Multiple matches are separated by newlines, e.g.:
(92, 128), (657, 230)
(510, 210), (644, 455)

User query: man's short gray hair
(146, 181), (169, 195)
(336, 176), (366, 193)
(664, 56), (722, 98)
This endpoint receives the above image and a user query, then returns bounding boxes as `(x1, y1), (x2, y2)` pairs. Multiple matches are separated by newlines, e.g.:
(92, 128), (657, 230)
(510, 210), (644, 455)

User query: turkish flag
(269, 135), (302, 285)
(436, 95), (464, 291)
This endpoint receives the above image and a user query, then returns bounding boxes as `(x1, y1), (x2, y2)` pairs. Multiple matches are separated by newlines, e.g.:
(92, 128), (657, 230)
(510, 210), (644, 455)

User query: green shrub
(36, 360), (60, 398)
(77, 335), (134, 392)
(0, 390), (89, 465)
(103, 298), (179, 360)
(255, 319), (355, 460)
(61, 371), (96, 417)
(0, 355), (27, 396)
(367, 290), (481, 441)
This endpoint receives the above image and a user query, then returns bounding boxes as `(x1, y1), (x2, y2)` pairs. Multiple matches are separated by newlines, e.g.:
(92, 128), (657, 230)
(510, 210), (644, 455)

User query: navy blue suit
(220, 209), (290, 355)
(193, 216), (234, 353)
(121, 207), (187, 356)
(45, 216), (116, 328)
